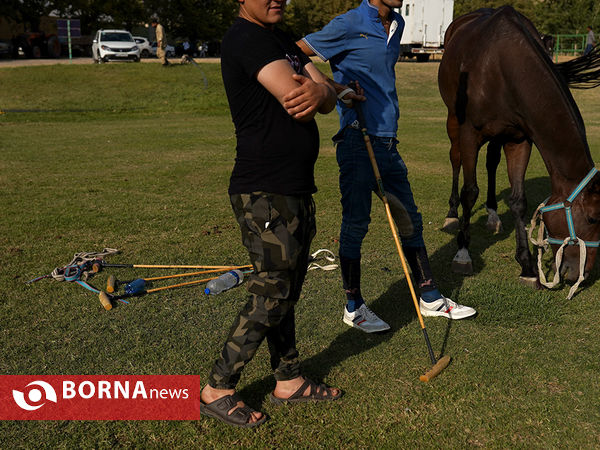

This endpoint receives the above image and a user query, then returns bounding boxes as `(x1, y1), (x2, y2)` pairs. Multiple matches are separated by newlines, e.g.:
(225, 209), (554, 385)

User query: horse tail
(556, 45), (600, 89)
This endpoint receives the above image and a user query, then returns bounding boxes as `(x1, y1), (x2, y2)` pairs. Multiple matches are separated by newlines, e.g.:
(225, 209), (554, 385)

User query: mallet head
(98, 292), (113, 311)
(106, 275), (118, 293)
(420, 355), (451, 382)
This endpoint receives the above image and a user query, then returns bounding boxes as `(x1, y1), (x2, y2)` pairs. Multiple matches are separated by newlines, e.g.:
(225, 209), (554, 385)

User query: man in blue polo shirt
(297, 0), (477, 333)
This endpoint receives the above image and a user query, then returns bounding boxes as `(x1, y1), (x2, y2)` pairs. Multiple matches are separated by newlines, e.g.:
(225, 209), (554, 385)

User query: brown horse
(438, 6), (600, 291)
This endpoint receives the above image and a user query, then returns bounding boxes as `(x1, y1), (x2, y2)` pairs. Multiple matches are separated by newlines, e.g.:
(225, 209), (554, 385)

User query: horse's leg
(442, 112), (461, 232)
(452, 130), (481, 275)
(504, 140), (539, 287)
(485, 139), (503, 234)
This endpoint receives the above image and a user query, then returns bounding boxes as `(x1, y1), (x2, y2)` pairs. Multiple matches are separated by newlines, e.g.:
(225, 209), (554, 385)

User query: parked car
(133, 36), (153, 58)
(13, 32), (61, 58)
(92, 29), (140, 63)
(150, 41), (175, 58)
(0, 40), (13, 58)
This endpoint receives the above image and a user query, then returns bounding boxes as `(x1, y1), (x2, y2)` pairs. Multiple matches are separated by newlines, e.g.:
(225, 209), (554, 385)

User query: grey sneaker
(343, 303), (390, 333)
(419, 296), (477, 319)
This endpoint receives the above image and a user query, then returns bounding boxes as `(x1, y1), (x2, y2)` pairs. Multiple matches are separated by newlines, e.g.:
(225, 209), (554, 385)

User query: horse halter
(529, 167), (599, 299)
(539, 167), (600, 248)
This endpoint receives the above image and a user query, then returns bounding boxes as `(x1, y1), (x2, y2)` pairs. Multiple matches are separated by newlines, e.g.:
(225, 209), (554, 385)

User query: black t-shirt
(221, 18), (320, 195)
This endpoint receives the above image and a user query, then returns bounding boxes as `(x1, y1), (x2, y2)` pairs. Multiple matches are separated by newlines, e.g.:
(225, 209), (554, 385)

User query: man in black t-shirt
(200, 0), (341, 428)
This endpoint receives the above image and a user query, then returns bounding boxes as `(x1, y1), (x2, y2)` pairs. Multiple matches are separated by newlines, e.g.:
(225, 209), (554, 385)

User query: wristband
(337, 87), (355, 105)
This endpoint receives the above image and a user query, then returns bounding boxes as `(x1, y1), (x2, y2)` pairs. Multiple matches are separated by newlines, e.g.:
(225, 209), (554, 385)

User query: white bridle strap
(530, 203), (587, 299)
(307, 249), (338, 271)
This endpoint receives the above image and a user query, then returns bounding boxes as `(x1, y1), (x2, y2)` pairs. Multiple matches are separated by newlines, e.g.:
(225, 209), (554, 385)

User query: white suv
(92, 30), (140, 63)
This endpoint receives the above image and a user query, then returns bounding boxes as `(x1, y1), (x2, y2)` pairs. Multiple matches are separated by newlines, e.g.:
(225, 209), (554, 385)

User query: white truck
(396, 0), (454, 62)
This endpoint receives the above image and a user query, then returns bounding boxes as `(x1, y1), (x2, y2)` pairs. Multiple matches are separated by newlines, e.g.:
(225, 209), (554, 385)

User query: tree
(284, 0), (356, 39)
(53, 0), (145, 35)
(453, 0), (599, 35)
(142, 0), (237, 42)
(454, 0), (536, 21)
(534, 0), (600, 34)
(1, 0), (56, 32)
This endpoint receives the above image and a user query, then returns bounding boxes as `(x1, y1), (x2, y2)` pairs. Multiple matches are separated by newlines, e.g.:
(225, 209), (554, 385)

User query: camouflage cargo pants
(207, 192), (316, 389)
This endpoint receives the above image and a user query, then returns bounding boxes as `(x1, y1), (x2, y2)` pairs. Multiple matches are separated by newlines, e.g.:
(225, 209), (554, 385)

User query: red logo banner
(0, 375), (201, 420)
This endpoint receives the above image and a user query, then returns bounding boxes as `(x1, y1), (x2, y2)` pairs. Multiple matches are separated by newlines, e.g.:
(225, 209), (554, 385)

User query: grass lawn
(1, 59), (600, 448)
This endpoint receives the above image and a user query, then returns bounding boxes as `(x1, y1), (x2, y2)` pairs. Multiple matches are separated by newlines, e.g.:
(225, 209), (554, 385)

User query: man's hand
(338, 80), (366, 108)
(283, 73), (333, 121)
(257, 59), (336, 121)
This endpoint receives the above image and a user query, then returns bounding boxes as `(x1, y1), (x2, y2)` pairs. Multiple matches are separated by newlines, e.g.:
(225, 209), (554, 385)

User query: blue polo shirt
(302, 0), (404, 137)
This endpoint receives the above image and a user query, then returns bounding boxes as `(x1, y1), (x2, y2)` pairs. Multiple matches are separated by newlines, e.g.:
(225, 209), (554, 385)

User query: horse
(443, 30), (600, 238)
(437, 6), (600, 294)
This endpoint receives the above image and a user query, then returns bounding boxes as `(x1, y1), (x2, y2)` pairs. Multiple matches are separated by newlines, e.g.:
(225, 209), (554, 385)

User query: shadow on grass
(438, 175), (600, 293)
(238, 278), (419, 405)
(238, 175), (593, 403)
(432, 175), (551, 280)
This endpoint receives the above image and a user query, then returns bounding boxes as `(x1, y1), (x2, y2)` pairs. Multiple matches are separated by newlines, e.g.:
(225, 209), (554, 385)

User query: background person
(200, 0), (341, 428)
(298, 0), (477, 333)
(585, 26), (595, 55)
(151, 18), (169, 66)
(181, 38), (192, 63)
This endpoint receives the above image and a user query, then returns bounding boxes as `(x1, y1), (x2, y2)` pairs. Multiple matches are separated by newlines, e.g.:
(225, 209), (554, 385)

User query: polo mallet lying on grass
(352, 97), (451, 382)
(105, 267), (250, 293)
(99, 274), (223, 311)
(93, 261), (252, 272)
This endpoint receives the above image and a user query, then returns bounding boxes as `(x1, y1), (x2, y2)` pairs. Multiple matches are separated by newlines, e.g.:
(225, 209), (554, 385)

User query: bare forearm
(317, 81), (337, 114)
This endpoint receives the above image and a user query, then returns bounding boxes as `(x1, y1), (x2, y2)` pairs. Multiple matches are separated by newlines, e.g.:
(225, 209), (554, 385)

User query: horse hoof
(486, 219), (503, 234)
(452, 261), (473, 274)
(452, 249), (473, 275)
(442, 217), (459, 232)
(519, 276), (539, 289)
(485, 208), (503, 234)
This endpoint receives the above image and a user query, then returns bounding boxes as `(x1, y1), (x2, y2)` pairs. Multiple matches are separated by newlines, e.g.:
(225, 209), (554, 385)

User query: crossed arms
(257, 59), (337, 122)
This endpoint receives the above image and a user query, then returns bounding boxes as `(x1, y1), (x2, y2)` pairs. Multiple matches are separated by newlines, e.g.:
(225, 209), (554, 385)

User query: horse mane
(556, 46), (600, 89)
(505, 7), (591, 155)
(444, 6), (591, 155)
(506, 9), (580, 106)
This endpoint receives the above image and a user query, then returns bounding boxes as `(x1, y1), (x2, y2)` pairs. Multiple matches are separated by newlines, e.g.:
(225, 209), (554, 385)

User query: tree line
(454, 0), (600, 35)
(2, 0), (599, 42)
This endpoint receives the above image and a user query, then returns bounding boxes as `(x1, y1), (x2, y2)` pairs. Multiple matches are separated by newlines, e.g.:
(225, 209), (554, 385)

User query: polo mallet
(99, 275), (222, 311)
(105, 267), (249, 293)
(93, 261), (252, 272)
(352, 97), (451, 382)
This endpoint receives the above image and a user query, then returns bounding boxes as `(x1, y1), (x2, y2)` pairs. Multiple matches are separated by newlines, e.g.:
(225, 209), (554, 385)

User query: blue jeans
(336, 127), (424, 259)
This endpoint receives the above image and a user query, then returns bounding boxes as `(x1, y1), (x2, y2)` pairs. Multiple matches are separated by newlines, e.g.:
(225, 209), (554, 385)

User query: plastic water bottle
(204, 269), (244, 295)
(125, 278), (146, 295)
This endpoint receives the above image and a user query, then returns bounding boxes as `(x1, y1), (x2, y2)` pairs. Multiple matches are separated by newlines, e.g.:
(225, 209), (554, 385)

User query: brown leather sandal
(200, 392), (267, 428)
(269, 378), (343, 405)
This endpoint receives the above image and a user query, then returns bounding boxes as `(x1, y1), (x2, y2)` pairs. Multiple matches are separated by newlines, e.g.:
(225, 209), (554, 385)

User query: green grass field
(1, 60), (600, 448)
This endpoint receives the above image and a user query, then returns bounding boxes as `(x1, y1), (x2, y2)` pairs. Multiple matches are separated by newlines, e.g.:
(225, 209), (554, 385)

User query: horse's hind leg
(485, 140), (503, 234)
(452, 131), (481, 275)
(504, 140), (538, 287)
(442, 112), (461, 232)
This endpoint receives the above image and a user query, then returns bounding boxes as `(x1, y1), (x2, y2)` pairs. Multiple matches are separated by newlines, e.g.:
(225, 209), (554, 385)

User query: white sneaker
(343, 303), (390, 333)
(419, 296), (477, 320)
